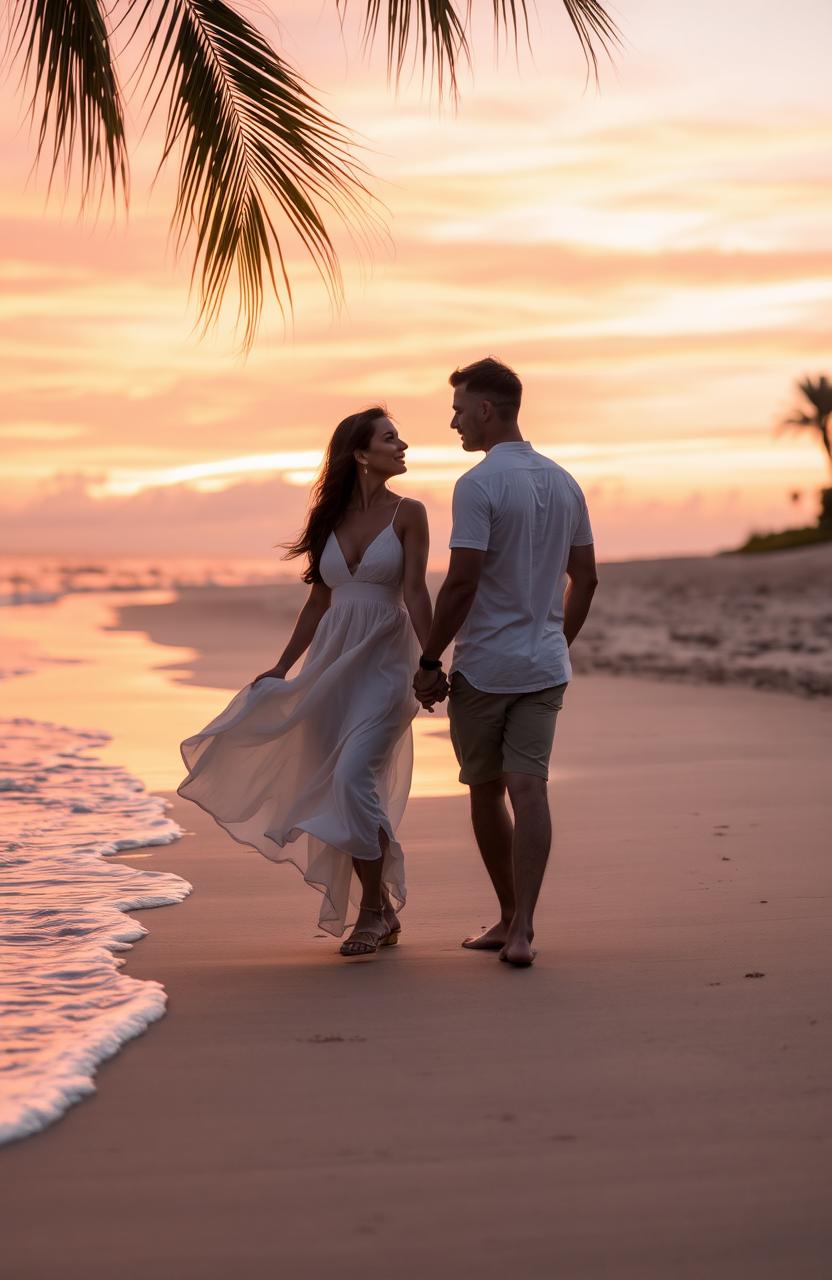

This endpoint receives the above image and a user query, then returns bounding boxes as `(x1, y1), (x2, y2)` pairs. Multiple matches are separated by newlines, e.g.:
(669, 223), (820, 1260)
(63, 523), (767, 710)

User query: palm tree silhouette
(780, 375), (832, 530)
(780, 375), (832, 472)
(5, 1), (618, 349)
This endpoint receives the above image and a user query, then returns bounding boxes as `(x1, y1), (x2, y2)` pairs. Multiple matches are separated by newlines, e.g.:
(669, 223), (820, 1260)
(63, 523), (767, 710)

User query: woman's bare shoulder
(393, 495), (428, 521)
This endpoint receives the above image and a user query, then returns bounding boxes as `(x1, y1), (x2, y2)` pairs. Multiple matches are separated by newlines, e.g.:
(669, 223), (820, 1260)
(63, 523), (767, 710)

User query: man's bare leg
(501, 772), (552, 966)
(462, 777), (516, 949)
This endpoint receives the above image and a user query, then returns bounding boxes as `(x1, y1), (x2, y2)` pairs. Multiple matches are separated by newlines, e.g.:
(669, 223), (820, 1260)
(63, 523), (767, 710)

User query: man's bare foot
(499, 934), (537, 967)
(462, 922), (509, 951)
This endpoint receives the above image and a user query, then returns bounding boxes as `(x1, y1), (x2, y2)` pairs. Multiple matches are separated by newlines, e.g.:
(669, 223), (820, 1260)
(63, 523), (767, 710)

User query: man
(413, 358), (598, 967)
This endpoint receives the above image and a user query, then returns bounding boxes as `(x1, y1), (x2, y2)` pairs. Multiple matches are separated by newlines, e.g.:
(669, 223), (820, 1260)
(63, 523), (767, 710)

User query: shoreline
(109, 541), (832, 699)
(0, 716), (190, 1148)
(3, 674), (831, 1276)
(4, 540), (832, 699)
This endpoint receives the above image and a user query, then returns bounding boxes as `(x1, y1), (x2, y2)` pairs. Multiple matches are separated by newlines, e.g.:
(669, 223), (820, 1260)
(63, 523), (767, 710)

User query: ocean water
(0, 579), (293, 1146)
(0, 554), (285, 607)
(0, 718), (190, 1146)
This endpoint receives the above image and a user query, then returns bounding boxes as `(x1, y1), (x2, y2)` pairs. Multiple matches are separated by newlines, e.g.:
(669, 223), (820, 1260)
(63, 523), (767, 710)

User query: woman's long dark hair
(283, 407), (387, 584)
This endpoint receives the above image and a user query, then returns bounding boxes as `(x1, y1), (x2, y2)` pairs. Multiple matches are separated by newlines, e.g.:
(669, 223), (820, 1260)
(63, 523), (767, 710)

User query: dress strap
(390, 496), (407, 530)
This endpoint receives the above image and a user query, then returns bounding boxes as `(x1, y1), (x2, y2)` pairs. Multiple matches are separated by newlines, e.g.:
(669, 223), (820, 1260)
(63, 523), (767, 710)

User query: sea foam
(0, 718), (190, 1145)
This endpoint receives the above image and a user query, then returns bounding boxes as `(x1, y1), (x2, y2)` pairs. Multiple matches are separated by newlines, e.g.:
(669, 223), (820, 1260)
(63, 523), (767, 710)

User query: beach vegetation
(779, 375), (832, 476)
(4, 0), (618, 350)
(732, 374), (832, 553)
(733, 525), (832, 555)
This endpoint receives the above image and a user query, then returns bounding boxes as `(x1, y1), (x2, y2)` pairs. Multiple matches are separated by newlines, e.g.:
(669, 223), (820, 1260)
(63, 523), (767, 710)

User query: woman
(178, 408), (431, 957)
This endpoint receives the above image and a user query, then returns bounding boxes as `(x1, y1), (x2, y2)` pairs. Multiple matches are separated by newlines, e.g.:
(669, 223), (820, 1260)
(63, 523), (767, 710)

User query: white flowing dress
(178, 509), (420, 936)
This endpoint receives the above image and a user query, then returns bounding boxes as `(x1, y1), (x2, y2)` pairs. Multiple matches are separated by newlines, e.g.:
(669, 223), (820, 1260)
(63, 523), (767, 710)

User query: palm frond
(779, 374), (832, 465)
(134, 0), (376, 349)
(779, 411), (815, 432)
(561, 0), (621, 82)
(797, 374), (832, 418)
(6, 0), (622, 352)
(347, 0), (620, 95)
(7, 0), (128, 204)
(353, 0), (469, 97)
(490, 0), (528, 53)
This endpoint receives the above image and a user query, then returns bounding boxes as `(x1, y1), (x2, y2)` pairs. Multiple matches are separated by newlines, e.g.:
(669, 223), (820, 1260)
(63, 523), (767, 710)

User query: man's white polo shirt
(448, 441), (594, 694)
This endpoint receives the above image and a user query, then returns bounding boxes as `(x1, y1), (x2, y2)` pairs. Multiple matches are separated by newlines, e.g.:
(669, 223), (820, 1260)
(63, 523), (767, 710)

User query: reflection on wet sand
(1, 591), (465, 798)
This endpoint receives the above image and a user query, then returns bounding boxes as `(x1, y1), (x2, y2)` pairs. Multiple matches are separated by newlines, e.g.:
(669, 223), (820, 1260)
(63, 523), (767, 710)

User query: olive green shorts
(447, 672), (568, 786)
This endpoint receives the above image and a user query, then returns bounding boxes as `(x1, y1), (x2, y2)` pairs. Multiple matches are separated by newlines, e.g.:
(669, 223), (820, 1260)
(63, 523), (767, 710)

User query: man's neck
(483, 426), (523, 451)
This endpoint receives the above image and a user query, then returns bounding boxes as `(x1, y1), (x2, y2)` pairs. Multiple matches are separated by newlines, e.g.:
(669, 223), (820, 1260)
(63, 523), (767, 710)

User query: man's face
(450, 386), (485, 451)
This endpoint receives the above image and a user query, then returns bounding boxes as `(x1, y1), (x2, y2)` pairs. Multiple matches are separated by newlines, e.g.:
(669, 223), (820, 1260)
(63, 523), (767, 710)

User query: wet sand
(3, 674), (831, 1278)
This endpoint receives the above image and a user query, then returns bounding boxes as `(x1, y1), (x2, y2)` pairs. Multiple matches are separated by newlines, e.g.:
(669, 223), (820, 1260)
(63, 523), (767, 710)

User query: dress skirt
(179, 582), (420, 935)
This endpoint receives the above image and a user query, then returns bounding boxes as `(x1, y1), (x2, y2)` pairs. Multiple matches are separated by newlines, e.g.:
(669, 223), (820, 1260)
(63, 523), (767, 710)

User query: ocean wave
(0, 718), (191, 1146)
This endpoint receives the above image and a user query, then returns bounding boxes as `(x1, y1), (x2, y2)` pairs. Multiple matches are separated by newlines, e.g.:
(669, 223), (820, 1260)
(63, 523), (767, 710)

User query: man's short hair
(449, 357), (522, 420)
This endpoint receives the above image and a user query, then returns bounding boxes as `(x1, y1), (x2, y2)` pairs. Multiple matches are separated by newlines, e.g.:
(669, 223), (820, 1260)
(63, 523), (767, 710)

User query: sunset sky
(2, 0), (831, 564)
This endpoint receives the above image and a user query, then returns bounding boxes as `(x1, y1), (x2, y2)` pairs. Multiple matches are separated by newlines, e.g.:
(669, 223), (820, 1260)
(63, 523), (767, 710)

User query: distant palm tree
(5, 1), (618, 349)
(780, 375), (832, 474)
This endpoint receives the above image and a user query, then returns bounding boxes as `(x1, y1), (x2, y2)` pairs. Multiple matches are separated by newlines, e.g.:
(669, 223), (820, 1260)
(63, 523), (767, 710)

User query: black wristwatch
(418, 656), (443, 671)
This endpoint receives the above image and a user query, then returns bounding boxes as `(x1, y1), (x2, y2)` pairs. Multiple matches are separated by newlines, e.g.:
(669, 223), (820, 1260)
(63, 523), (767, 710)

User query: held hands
(413, 665), (449, 712)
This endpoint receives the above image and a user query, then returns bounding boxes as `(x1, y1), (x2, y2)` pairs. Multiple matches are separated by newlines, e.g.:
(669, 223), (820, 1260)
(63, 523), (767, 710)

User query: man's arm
(563, 543), (598, 647)
(413, 472), (489, 707)
(412, 548), (485, 707)
(421, 547), (486, 663)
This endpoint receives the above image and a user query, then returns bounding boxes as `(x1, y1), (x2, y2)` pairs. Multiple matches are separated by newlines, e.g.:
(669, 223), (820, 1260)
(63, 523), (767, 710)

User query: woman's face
(360, 416), (408, 477)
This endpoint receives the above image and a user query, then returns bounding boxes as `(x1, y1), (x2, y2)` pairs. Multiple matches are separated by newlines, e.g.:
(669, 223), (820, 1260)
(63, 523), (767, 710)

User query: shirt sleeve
(449, 475), (491, 551)
(571, 492), (594, 547)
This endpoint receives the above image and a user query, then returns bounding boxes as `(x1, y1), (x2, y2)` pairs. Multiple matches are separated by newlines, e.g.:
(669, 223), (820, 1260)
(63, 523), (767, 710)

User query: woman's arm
(253, 581), (331, 682)
(401, 500), (432, 650)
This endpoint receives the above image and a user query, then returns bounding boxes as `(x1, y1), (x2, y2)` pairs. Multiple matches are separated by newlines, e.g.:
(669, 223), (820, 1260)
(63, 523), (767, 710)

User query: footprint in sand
(299, 1034), (367, 1043)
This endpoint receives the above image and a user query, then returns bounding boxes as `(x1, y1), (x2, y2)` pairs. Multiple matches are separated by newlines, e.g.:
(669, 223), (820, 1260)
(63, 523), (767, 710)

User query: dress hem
(177, 766), (405, 939)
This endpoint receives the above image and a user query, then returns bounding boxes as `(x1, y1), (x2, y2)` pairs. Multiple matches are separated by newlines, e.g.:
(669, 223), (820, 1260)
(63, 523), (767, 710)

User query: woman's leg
(336, 716), (404, 953)
(351, 827), (400, 930)
(340, 829), (393, 955)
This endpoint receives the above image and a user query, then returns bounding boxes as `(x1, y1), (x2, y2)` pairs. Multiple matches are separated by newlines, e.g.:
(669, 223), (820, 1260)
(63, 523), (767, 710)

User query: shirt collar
(487, 441), (532, 453)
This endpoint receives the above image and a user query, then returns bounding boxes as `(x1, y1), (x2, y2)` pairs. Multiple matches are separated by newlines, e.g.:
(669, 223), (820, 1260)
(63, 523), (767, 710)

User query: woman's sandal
(339, 909), (387, 957)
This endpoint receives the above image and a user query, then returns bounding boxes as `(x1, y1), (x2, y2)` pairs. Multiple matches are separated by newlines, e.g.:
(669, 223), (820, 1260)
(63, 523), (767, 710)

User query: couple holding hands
(179, 357), (598, 967)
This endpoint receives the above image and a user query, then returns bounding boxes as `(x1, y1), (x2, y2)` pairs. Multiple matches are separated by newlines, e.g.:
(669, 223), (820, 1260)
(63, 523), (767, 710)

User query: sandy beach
(574, 543), (832, 697)
(111, 542), (832, 699)
(3, 573), (832, 1277)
